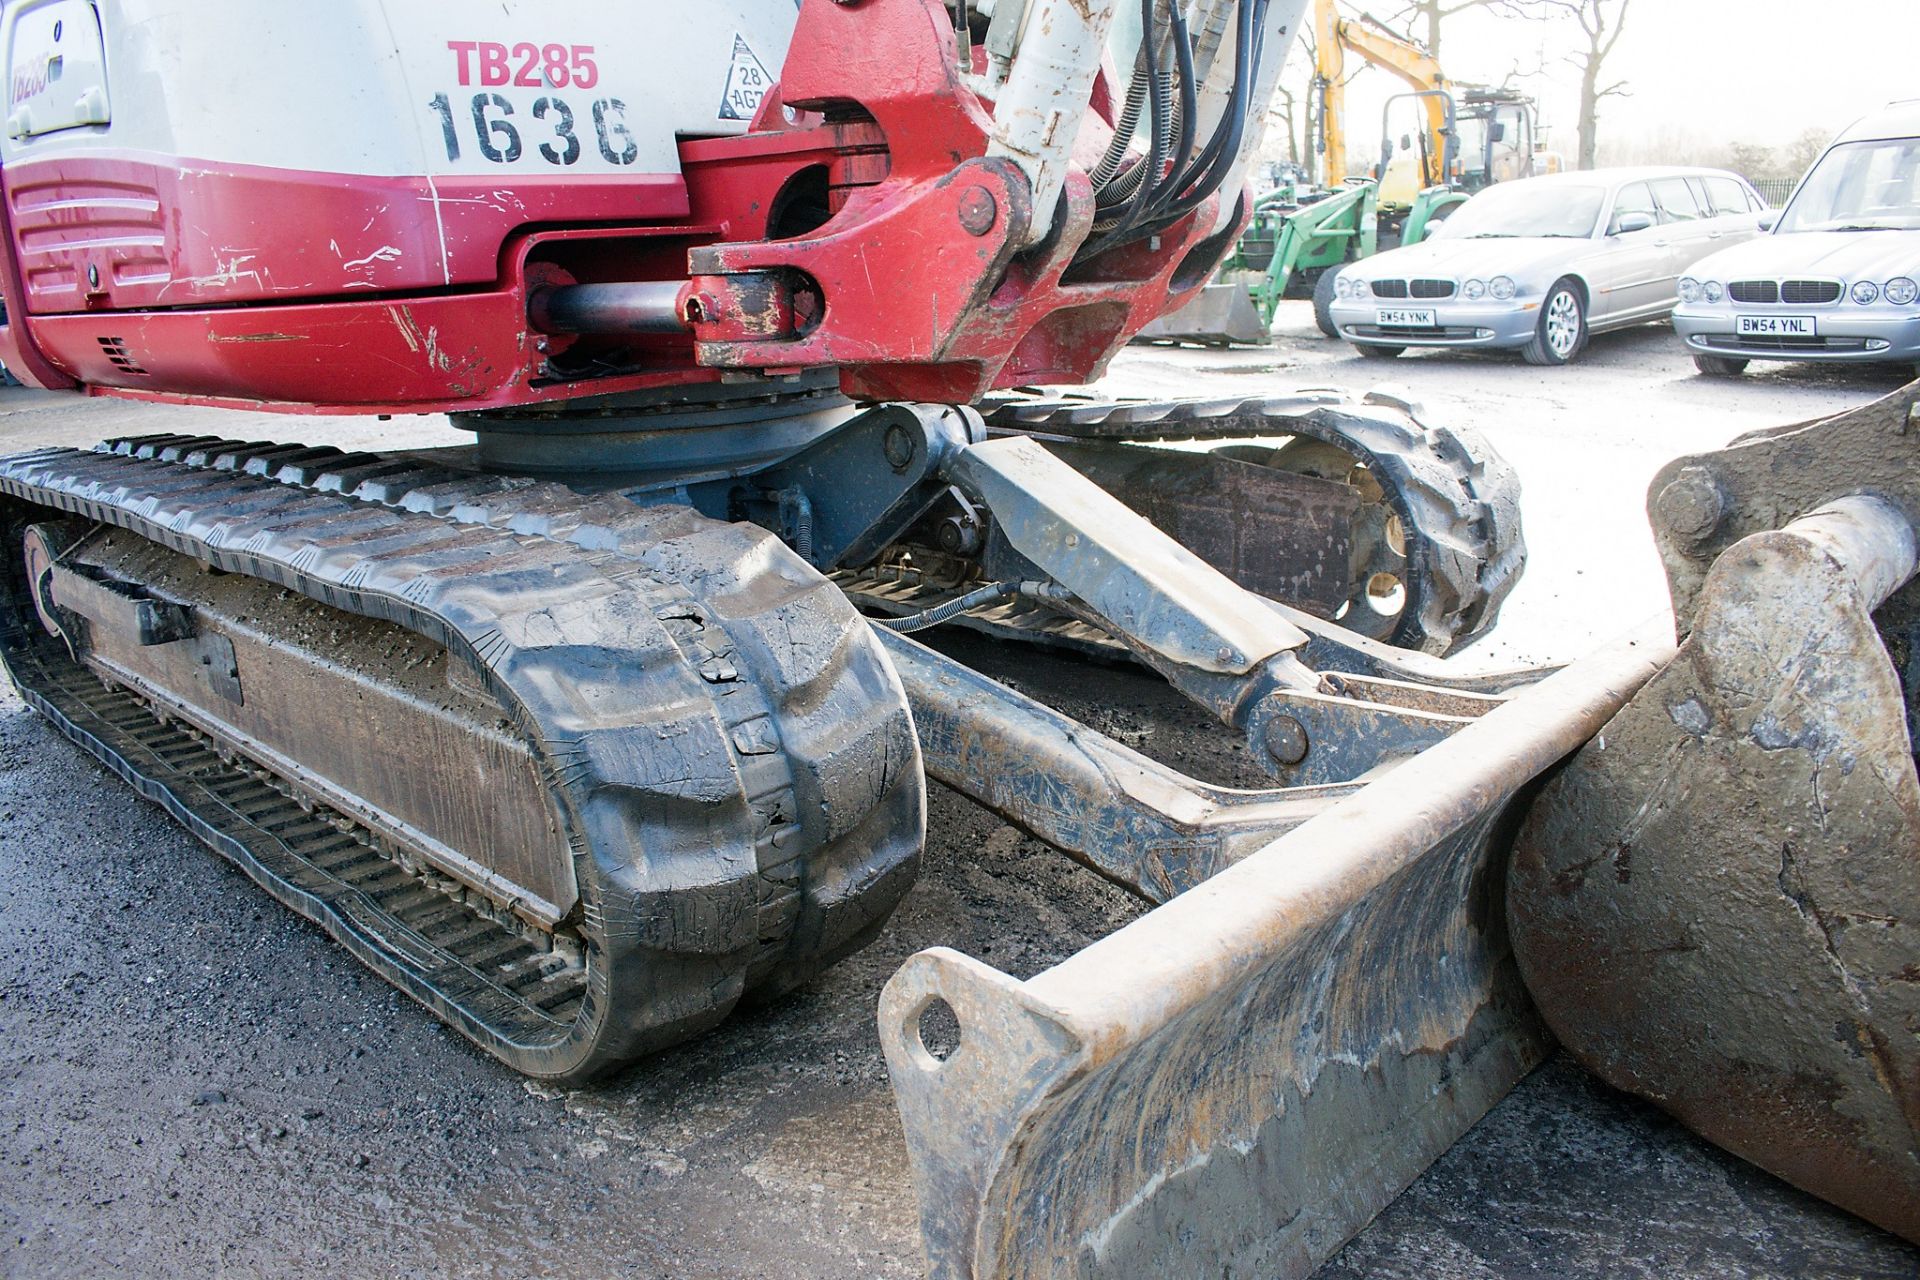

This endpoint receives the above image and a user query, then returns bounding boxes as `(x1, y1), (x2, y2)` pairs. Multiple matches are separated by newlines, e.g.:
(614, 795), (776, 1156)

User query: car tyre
(1522, 279), (1586, 366)
(1312, 267), (1343, 339)
(1692, 353), (1749, 377)
(1353, 343), (1404, 359)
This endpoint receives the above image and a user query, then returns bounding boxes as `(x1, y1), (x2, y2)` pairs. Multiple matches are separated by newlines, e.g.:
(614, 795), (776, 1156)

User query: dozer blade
(880, 621), (1670, 1280)
(1511, 383), (1920, 1243)
(1131, 281), (1269, 347)
(1511, 496), (1920, 1242)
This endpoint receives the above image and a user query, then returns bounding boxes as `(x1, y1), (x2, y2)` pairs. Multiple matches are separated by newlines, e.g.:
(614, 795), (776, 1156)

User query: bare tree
(1782, 126), (1831, 179)
(1270, 83), (1301, 165)
(1725, 140), (1777, 181)
(1529, 0), (1631, 170)
(1386, 0), (1528, 65)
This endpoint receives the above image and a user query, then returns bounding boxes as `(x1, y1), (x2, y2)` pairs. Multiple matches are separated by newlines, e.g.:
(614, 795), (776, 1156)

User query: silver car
(1674, 101), (1920, 376)
(1327, 167), (1769, 365)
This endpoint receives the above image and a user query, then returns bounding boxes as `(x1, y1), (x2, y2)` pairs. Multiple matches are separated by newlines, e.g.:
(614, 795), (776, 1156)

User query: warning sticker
(718, 35), (772, 121)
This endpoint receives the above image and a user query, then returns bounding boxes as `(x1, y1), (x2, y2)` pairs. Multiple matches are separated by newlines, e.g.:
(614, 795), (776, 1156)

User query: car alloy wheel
(1524, 281), (1585, 366)
(1545, 292), (1580, 356)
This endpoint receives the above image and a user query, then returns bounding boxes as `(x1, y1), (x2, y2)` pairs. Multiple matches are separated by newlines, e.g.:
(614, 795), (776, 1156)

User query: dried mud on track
(3, 322), (1918, 1278)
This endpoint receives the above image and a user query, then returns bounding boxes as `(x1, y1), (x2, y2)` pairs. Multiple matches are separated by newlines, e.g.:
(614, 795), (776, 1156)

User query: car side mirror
(1614, 211), (1656, 235)
(1757, 211), (1779, 232)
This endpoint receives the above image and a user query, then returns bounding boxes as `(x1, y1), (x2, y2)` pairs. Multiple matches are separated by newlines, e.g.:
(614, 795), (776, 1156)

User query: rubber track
(0, 435), (923, 1081)
(982, 391), (1526, 655)
(11, 648), (590, 1040)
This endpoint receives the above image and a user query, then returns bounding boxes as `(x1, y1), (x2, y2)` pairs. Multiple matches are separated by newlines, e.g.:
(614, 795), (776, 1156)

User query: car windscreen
(1778, 137), (1920, 232)
(1430, 182), (1606, 239)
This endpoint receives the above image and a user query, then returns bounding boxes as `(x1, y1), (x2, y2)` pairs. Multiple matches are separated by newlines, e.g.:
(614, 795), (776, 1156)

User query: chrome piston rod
(528, 282), (689, 334)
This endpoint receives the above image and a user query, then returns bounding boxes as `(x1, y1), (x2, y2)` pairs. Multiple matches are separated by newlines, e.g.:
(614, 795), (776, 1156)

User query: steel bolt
(1654, 467), (1726, 545)
(1263, 715), (1310, 767)
(883, 423), (916, 472)
(956, 186), (998, 237)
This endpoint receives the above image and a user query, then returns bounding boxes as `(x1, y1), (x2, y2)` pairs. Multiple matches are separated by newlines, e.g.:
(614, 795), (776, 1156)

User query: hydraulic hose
(871, 581), (1071, 633)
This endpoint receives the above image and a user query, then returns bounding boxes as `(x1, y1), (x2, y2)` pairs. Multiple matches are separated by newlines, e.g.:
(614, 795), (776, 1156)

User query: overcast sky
(1291, 0), (1920, 164)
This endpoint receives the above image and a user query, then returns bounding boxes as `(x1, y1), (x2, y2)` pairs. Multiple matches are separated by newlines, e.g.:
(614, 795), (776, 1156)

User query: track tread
(0, 435), (922, 1081)
(982, 390), (1525, 654)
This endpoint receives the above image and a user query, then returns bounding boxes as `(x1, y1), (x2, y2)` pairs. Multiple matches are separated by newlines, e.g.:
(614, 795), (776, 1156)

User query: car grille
(1699, 334), (1872, 353)
(1726, 280), (1843, 305)
(1349, 324), (1481, 341)
(1782, 280), (1842, 304)
(1368, 279), (1456, 299)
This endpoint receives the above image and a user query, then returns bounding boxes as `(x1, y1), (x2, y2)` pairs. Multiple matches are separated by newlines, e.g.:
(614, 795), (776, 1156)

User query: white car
(1675, 100), (1920, 376)
(1326, 167), (1768, 365)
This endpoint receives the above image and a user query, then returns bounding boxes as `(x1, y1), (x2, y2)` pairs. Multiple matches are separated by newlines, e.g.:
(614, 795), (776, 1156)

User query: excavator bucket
(1510, 385), (1920, 1243)
(1132, 282), (1270, 347)
(879, 621), (1671, 1279)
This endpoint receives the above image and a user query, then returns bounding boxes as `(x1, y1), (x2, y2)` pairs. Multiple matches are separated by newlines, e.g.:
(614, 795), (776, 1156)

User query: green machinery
(1236, 177), (1465, 336)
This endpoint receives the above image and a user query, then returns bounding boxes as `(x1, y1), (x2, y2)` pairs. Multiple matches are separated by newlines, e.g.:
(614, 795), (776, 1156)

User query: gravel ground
(1, 309), (1916, 1279)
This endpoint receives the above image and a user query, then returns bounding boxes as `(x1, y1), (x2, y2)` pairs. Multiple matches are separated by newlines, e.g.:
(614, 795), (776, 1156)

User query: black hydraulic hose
(869, 581), (1069, 633)
(1090, 45), (1152, 192)
(1146, 4), (1200, 214)
(1081, 0), (1268, 258)
(1079, 0), (1169, 256)
(1093, 59), (1184, 228)
(1150, 0), (1264, 220)
(1094, 12), (1195, 236)
(1119, 0), (1270, 245)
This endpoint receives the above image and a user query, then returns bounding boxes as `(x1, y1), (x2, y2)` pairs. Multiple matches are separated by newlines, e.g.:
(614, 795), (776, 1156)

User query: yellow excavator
(1145, 0), (1562, 343)
(1311, 0), (1558, 212)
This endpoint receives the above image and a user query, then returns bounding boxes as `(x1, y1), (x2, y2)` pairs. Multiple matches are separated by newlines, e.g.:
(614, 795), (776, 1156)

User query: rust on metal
(1647, 380), (1920, 631)
(881, 620), (1671, 1279)
(1511, 496), (1920, 1243)
(1044, 440), (1361, 620)
(880, 629), (1362, 902)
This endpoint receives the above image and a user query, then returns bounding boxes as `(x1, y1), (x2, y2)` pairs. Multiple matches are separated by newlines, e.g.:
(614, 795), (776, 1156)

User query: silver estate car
(1674, 101), (1920, 376)
(1327, 167), (1768, 365)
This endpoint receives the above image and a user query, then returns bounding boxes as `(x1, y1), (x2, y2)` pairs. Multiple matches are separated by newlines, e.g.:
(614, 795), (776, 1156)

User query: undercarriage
(0, 385), (1526, 1083)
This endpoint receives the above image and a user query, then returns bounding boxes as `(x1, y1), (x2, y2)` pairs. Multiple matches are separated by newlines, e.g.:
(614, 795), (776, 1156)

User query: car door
(1594, 181), (1670, 322)
(1648, 176), (1717, 304)
(1697, 174), (1767, 250)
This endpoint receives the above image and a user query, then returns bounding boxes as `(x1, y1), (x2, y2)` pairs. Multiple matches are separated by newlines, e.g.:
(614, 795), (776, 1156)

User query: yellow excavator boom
(1312, 0), (1451, 190)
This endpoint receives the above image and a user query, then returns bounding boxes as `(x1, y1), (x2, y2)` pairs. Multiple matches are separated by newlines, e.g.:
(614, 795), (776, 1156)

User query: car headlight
(1335, 275), (1355, 299)
(1702, 280), (1724, 303)
(1677, 277), (1701, 304)
(1852, 280), (1880, 304)
(1462, 278), (1487, 300)
(1886, 277), (1919, 305)
(1490, 276), (1516, 301)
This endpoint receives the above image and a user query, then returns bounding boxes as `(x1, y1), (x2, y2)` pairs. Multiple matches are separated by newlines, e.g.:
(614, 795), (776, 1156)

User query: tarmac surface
(2, 309), (1917, 1278)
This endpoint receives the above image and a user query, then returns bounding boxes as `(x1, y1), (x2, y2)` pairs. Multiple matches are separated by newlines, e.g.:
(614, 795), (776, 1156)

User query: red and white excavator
(0, 1), (1911, 1273)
